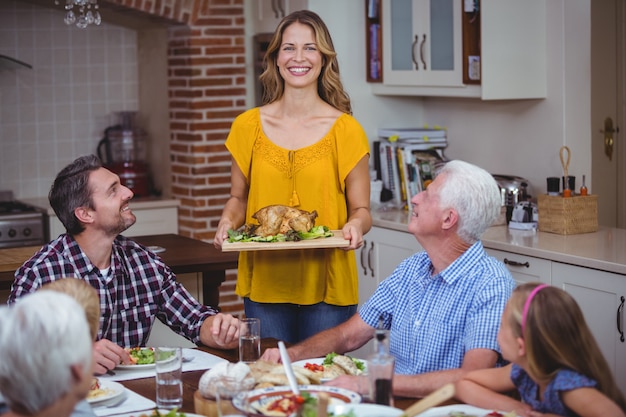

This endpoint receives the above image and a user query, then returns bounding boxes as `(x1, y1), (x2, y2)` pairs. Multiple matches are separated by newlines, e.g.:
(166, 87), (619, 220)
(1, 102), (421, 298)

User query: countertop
(371, 207), (626, 275)
(20, 196), (180, 216)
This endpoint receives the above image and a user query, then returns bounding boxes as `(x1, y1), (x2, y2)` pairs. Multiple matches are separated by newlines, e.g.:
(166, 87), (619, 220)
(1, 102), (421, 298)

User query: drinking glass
(239, 318), (260, 363)
(155, 346), (183, 409)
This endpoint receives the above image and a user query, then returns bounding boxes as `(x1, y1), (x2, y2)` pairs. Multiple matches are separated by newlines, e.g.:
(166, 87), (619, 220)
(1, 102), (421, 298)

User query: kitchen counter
(371, 207), (626, 275)
(20, 196), (180, 215)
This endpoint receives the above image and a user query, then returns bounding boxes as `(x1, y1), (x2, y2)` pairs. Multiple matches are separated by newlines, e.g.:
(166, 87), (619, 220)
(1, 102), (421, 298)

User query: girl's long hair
(259, 10), (352, 114)
(509, 283), (626, 410)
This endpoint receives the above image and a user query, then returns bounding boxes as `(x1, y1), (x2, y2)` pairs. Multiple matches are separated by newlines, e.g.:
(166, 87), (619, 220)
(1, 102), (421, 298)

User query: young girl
(455, 282), (626, 417)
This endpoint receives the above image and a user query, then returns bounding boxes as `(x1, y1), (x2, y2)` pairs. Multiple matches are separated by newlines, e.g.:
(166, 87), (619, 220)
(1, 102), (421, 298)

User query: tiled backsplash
(0, 0), (139, 198)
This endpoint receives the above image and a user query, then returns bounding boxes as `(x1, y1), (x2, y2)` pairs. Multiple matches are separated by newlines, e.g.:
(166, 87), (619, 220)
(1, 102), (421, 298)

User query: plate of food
(221, 205), (349, 252)
(87, 378), (125, 404)
(116, 347), (156, 369)
(415, 404), (519, 417)
(292, 352), (367, 381)
(328, 403), (403, 417)
(232, 385), (361, 416)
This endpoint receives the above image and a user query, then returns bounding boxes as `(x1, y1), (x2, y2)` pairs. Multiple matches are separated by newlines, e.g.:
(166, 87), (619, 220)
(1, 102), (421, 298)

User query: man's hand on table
(200, 313), (240, 349)
(93, 339), (132, 375)
(260, 347), (283, 363)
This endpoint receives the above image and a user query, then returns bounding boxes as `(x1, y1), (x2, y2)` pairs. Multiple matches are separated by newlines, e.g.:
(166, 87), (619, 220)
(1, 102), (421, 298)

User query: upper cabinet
(249, 0), (308, 34)
(382, 0), (463, 88)
(372, 0), (547, 100)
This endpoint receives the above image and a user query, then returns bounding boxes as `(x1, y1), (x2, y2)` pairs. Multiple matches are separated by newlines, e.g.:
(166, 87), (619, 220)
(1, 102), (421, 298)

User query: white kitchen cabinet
(381, 0), (463, 88)
(357, 226), (421, 305)
(374, 0), (547, 99)
(485, 248), (551, 286)
(551, 263), (626, 395)
(249, 0), (308, 34)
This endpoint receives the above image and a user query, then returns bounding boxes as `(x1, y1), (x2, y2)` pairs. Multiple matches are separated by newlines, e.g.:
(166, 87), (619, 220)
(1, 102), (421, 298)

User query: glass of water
(239, 318), (260, 363)
(155, 346), (183, 409)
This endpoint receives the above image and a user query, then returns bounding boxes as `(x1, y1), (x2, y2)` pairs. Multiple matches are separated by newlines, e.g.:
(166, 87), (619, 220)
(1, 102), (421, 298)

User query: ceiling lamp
(55, 0), (102, 28)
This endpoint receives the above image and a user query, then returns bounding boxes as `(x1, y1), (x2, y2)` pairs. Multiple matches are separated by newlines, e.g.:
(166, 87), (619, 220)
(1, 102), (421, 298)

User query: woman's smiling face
(277, 21), (323, 88)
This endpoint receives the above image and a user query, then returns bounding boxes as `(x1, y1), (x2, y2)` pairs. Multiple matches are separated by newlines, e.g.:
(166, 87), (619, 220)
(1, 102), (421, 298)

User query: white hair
(0, 291), (92, 414)
(436, 160), (501, 244)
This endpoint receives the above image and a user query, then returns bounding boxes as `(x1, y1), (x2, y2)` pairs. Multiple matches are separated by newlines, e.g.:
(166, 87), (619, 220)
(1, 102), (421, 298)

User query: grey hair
(436, 160), (501, 244)
(0, 291), (92, 414)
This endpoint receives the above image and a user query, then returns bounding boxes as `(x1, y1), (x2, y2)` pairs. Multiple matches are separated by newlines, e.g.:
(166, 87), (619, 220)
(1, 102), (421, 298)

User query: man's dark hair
(48, 155), (102, 235)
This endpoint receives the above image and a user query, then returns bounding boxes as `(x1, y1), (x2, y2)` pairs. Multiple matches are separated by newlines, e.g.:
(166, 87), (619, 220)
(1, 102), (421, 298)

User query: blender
(97, 111), (151, 197)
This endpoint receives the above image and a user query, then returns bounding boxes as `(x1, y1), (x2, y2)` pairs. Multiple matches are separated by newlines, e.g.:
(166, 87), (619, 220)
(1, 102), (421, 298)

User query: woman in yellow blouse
(214, 10), (371, 343)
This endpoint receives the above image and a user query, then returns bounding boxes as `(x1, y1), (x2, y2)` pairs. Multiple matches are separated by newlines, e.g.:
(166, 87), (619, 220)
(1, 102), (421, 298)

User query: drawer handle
(503, 258), (530, 268)
(360, 240), (368, 276)
(618, 296), (625, 343)
(368, 241), (375, 278)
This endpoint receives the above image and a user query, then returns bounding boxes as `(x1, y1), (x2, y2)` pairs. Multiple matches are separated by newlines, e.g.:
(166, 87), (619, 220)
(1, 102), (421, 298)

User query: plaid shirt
(9, 234), (218, 347)
(360, 240), (515, 374)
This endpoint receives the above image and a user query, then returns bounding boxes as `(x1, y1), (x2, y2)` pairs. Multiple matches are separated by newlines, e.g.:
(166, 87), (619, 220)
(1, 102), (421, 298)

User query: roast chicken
(245, 205), (318, 237)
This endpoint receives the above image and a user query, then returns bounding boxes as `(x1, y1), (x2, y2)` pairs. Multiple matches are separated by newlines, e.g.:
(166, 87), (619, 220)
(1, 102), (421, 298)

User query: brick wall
(107, 0), (245, 315)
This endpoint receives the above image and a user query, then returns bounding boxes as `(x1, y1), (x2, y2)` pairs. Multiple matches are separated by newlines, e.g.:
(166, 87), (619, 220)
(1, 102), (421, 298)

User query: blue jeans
(243, 298), (357, 344)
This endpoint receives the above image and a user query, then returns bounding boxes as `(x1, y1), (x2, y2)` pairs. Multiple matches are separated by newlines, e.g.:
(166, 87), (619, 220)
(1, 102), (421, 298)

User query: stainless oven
(0, 191), (47, 249)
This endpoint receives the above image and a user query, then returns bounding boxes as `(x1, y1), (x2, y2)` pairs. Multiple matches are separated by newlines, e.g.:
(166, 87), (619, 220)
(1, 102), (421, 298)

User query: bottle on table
(368, 318), (394, 406)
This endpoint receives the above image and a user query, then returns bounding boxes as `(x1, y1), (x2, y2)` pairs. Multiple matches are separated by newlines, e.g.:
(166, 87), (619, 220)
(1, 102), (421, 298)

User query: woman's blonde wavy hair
(509, 283), (626, 411)
(259, 9), (352, 114)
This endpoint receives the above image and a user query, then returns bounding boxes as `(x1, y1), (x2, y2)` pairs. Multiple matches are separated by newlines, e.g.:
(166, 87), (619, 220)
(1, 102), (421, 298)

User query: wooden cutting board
(222, 230), (349, 252)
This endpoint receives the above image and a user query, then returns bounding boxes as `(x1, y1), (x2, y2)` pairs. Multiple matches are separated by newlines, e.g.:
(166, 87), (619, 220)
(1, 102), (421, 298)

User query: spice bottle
(580, 174), (588, 196)
(368, 317), (394, 406)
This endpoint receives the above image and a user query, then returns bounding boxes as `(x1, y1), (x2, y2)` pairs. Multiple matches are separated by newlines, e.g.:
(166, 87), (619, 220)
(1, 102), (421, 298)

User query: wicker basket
(537, 194), (598, 235)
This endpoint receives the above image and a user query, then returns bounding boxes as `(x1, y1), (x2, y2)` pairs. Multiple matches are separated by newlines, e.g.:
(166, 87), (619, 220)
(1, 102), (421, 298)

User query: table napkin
(92, 388), (155, 417)
(101, 348), (228, 382)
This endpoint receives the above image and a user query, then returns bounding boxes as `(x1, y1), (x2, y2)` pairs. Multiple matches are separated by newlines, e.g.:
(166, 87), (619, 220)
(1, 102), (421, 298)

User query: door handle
(368, 241), (375, 277)
(599, 117), (619, 161)
(618, 296), (625, 343)
(419, 34), (427, 70)
(360, 240), (368, 276)
(411, 35), (419, 70)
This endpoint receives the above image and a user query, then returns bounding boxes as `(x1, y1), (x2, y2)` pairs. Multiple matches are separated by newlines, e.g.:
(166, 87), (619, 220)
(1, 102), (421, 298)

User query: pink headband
(521, 284), (549, 335)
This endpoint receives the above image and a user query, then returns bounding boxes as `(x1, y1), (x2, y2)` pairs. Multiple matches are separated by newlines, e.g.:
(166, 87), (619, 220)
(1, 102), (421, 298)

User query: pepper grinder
(368, 317), (394, 406)
(580, 174), (588, 196)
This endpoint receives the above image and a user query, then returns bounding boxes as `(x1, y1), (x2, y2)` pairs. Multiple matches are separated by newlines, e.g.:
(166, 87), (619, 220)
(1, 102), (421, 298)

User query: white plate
(232, 385), (361, 416)
(416, 404), (519, 417)
(329, 403), (403, 417)
(87, 379), (125, 404)
(147, 245), (166, 253)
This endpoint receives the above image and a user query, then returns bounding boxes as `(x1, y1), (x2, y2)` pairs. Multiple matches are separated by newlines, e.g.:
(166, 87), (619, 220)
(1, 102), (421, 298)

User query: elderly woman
(0, 291), (93, 417)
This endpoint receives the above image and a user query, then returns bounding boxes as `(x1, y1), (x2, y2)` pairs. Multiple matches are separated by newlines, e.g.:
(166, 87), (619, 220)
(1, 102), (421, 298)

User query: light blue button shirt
(360, 240), (515, 374)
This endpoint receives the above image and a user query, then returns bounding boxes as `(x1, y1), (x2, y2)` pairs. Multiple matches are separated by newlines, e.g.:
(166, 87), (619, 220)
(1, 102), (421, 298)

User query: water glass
(239, 318), (260, 363)
(155, 346), (183, 409)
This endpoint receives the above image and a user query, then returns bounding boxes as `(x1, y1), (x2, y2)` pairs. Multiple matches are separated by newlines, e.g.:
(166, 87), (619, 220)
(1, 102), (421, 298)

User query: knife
(278, 341), (300, 396)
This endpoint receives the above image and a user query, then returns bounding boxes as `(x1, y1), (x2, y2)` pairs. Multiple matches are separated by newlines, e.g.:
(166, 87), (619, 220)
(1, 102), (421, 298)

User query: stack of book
(374, 127), (447, 208)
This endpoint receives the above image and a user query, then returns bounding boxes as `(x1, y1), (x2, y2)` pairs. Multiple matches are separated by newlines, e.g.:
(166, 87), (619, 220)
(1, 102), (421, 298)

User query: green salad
(227, 225), (333, 243)
(127, 347), (155, 365)
(323, 352), (366, 372)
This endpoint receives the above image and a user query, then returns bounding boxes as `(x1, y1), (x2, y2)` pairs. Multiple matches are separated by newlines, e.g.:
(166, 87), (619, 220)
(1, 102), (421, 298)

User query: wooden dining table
(120, 338), (417, 414)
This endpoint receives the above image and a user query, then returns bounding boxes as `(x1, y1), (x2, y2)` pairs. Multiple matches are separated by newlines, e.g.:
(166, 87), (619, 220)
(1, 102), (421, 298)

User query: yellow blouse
(225, 108), (370, 306)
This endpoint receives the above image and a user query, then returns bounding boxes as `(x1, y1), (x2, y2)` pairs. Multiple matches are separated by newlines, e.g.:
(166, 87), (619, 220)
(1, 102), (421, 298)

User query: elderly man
(9, 155), (240, 375)
(0, 291), (93, 417)
(262, 160), (515, 398)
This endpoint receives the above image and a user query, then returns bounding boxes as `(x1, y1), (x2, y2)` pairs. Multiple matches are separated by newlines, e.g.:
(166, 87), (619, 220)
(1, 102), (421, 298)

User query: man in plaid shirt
(9, 155), (240, 375)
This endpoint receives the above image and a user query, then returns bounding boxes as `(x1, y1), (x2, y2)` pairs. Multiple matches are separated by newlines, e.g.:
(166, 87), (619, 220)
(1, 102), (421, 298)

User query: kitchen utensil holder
(537, 194), (598, 235)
